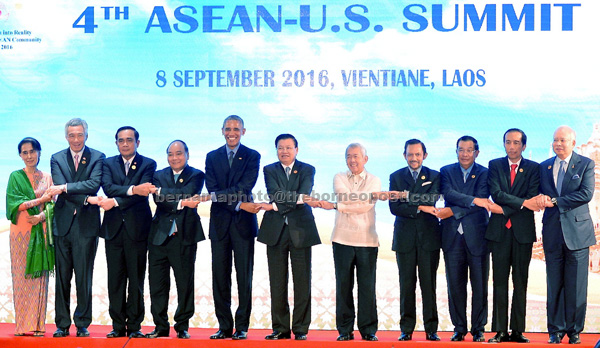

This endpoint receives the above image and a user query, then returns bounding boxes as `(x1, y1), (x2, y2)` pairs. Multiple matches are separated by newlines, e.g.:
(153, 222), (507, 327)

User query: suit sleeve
(205, 151), (261, 213)
(489, 160), (539, 217)
(53, 152), (105, 206)
(266, 164), (314, 215)
(442, 167), (488, 220)
(153, 170), (203, 214)
(389, 172), (417, 218)
(105, 160), (157, 211)
(556, 159), (595, 212)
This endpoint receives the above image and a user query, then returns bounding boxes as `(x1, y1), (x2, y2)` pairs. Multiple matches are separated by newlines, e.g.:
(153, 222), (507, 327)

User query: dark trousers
(105, 225), (148, 332)
(489, 228), (532, 333)
(267, 225), (312, 335)
(396, 245), (440, 333)
(54, 220), (98, 329)
(333, 242), (378, 336)
(545, 240), (589, 336)
(148, 234), (197, 332)
(211, 226), (255, 332)
(444, 233), (489, 334)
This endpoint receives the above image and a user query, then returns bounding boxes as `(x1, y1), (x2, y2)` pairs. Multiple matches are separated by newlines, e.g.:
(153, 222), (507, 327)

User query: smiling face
(222, 120), (245, 150)
(66, 125), (87, 152)
(346, 146), (368, 175)
(19, 142), (39, 169)
(277, 138), (298, 167)
(167, 141), (189, 172)
(116, 129), (139, 160)
(404, 143), (427, 170)
(504, 131), (526, 162)
(456, 140), (479, 169)
(552, 126), (576, 160)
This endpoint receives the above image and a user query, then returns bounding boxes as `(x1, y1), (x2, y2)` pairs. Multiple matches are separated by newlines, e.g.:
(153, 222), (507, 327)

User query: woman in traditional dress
(6, 137), (55, 337)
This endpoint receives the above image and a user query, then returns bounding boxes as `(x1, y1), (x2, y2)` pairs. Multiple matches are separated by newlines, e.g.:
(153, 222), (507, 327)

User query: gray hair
(345, 143), (367, 157)
(222, 115), (245, 129)
(64, 118), (88, 137)
(555, 125), (576, 141)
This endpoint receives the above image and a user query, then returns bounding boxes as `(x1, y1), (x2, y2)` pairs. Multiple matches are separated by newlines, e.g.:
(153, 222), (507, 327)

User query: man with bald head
(537, 126), (596, 344)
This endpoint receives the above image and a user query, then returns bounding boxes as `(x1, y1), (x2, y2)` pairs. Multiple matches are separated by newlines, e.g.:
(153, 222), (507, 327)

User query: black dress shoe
(398, 332), (413, 341)
(568, 333), (581, 344)
(489, 331), (510, 343)
(232, 330), (247, 340)
(510, 332), (530, 343)
(451, 332), (466, 341)
(473, 331), (485, 342)
(177, 330), (191, 339)
(107, 329), (126, 338)
(426, 332), (441, 341)
(548, 332), (563, 344)
(337, 333), (355, 341)
(265, 331), (291, 340)
(53, 328), (70, 337)
(295, 333), (307, 340)
(128, 330), (145, 338)
(76, 327), (90, 337)
(362, 333), (378, 341)
(210, 329), (233, 339)
(145, 329), (170, 338)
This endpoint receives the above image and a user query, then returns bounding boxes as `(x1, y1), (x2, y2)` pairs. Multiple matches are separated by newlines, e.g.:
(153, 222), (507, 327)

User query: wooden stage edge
(1, 324), (599, 348)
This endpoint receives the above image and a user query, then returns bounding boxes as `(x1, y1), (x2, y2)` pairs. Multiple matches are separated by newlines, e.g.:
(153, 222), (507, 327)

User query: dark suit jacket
(50, 146), (105, 237)
(389, 166), (441, 252)
(440, 162), (490, 256)
(205, 144), (260, 241)
(539, 152), (596, 251)
(486, 157), (540, 244)
(258, 160), (321, 248)
(149, 165), (206, 246)
(100, 153), (156, 241)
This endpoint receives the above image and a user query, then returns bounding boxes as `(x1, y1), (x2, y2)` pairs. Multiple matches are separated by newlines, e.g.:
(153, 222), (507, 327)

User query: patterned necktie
(556, 160), (566, 195)
(74, 154), (79, 171)
(285, 166), (291, 180)
(228, 151), (234, 167)
(506, 164), (518, 229)
(412, 171), (418, 182)
(125, 161), (130, 175)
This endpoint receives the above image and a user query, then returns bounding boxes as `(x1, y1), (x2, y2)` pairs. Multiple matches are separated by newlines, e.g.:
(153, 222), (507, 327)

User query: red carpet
(1, 324), (599, 348)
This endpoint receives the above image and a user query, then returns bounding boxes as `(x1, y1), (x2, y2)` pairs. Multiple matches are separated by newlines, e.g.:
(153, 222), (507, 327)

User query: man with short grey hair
(48, 118), (105, 337)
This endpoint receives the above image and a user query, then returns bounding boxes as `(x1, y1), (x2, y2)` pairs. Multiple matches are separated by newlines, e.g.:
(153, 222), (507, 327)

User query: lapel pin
(239, 157), (242, 160)
(179, 178), (184, 183)
(548, 165), (552, 169)
(81, 157), (87, 164)
(131, 164), (137, 170)
(572, 165), (575, 168)
(519, 168), (523, 173)
(421, 175), (426, 180)
(471, 174), (476, 179)
(293, 170), (298, 174)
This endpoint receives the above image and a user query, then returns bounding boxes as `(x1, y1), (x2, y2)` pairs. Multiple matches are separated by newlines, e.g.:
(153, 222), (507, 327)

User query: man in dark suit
(145, 140), (206, 339)
(486, 129), (540, 343)
(437, 135), (495, 342)
(537, 125), (596, 345)
(99, 126), (156, 338)
(48, 118), (105, 338)
(389, 139), (442, 342)
(258, 134), (321, 341)
(205, 115), (261, 340)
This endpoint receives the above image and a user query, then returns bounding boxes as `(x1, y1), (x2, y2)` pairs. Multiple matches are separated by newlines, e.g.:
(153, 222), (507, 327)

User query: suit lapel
(64, 149), (76, 179)
(562, 153), (581, 195)
(124, 154), (143, 185)
(403, 168), (416, 189)
(546, 156), (558, 196)
(287, 162), (300, 190)
(73, 147), (91, 182)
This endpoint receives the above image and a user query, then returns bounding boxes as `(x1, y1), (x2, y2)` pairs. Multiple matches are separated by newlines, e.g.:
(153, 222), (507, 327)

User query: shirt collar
(172, 165), (186, 175)
(226, 143), (241, 156)
(507, 157), (522, 167)
(69, 146), (85, 159)
(122, 153), (136, 165)
(410, 166), (422, 177)
(554, 153), (572, 167)
(347, 169), (367, 180)
(460, 163), (475, 175)
(280, 161), (295, 171)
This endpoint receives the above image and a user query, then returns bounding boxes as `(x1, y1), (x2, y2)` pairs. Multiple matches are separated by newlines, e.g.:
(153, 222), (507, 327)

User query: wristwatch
(551, 197), (558, 206)
(333, 203), (338, 210)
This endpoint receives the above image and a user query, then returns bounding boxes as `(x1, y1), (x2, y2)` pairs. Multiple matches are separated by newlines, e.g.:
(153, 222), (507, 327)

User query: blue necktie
(228, 151), (234, 167)
(412, 171), (418, 182)
(556, 160), (566, 195)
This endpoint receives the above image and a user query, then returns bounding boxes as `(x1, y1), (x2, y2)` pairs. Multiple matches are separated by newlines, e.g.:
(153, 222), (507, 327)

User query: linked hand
(133, 183), (156, 196)
(434, 207), (454, 220)
(240, 202), (261, 214)
(99, 198), (116, 211)
(259, 203), (274, 211)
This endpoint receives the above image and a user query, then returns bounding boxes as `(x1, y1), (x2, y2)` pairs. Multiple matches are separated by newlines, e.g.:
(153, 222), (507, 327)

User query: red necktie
(505, 164), (518, 229)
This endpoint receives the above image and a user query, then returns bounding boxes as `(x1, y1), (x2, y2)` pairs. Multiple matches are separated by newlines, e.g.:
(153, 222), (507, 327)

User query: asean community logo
(0, 2), (9, 21)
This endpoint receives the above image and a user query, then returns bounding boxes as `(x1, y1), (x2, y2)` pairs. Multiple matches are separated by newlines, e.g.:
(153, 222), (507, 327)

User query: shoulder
(390, 167), (407, 178)
(137, 154), (157, 166)
(240, 144), (260, 159)
(155, 166), (171, 177)
(474, 162), (488, 172)
(87, 147), (106, 160)
(264, 162), (279, 171)
(296, 160), (315, 172)
(206, 146), (224, 158)
(186, 165), (204, 176)
(539, 157), (554, 167)
(440, 163), (455, 173)
(521, 158), (539, 168)
(422, 166), (439, 177)
(488, 157), (504, 167)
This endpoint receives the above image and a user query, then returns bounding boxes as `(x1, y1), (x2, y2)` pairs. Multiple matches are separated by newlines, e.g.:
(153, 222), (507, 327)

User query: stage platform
(1, 324), (599, 348)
